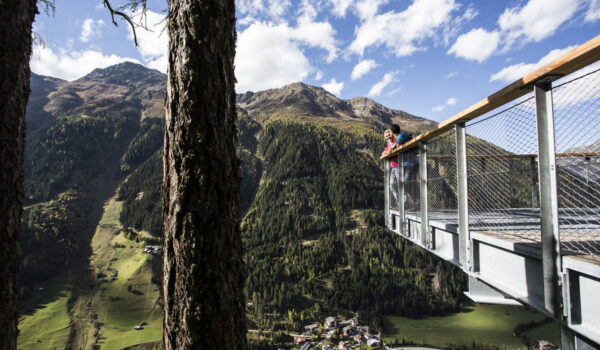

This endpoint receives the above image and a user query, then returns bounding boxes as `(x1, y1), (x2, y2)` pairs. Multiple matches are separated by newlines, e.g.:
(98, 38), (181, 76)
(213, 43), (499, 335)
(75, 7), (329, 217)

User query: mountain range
(19, 62), (463, 349)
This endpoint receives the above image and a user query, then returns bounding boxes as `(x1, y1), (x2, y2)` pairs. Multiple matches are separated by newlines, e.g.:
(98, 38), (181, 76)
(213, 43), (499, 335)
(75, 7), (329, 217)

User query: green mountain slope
(20, 64), (166, 349)
(19, 63), (466, 349)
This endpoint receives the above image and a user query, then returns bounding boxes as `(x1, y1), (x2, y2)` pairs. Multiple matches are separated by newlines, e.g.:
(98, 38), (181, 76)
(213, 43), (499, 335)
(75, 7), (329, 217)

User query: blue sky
(31, 0), (600, 122)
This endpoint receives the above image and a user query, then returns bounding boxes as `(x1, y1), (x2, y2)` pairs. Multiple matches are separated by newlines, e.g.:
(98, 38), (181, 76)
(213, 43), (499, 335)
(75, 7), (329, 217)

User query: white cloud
(386, 87), (402, 97)
(268, 0), (292, 18)
(329, 0), (353, 17)
(445, 71), (458, 79)
(490, 45), (576, 83)
(128, 10), (168, 72)
(448, 0), (585, 62)
(296, 19), (338, 63)
(80, 18), (104, 42)
(351, 59), (378, 80)
(322, 78), (344, 95)
(368, 71), (398, 97)
(314, 70), (324, 81)
(236, 22), (312, 92)
(355, 0), (388, 20)
(431, 104), (445, 112)
(235, 15), (339, 92)
(441, 5), (478, 47)
(431, 97), (457, 112)
(236, 0), (292, 21)
(299, 0), (318, 22)
(238, 2), (338, 64)
(498, 0), (579, 51)
(585, 0), (600, 22)
(238, 15), (257, 27)
(349, 0), (458, 57)
(30, 46), (140, 81)
(448, 28), (500, 63)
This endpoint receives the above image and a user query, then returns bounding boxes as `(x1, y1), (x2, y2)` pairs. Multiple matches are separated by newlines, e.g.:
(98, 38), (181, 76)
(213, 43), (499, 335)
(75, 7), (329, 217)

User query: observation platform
(383, 35), (600, 349)
(407, 208), (600, 262)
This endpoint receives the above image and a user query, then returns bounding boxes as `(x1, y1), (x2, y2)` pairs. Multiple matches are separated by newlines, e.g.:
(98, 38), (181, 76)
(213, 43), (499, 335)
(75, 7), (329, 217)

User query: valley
(18, 62), (556, 349)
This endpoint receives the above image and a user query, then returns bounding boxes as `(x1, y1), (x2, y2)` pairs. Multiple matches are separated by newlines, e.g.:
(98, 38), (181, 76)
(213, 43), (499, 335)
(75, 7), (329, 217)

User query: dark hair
(390, 124), (400, 134)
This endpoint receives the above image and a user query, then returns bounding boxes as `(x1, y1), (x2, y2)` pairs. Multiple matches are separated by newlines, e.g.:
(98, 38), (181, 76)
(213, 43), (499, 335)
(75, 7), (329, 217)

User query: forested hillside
(20, 63), (467, 349)
(241, 120), (466, 334)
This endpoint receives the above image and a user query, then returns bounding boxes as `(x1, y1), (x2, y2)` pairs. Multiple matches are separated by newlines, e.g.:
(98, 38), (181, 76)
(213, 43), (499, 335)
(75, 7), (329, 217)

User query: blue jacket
(394, 133), (418, 166)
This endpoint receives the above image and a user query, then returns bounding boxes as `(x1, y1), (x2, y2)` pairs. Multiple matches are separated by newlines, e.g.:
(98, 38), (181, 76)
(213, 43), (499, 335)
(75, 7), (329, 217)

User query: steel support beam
(419, 143), (429, 247)
(456, 123), (471, 270)
(534, 81), (562, 318)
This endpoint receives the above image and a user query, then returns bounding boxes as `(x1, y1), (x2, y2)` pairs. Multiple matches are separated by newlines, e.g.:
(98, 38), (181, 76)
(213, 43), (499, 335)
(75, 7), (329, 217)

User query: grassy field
(88, 195), (163, 349)
(18, 194), (163, 350)
(382, 304), (560, 349)
(18, 288), (73, 350)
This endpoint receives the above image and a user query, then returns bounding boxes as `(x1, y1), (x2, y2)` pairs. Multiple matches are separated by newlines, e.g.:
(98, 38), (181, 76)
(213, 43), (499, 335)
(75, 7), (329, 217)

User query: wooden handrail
(382, 34), (600, 160)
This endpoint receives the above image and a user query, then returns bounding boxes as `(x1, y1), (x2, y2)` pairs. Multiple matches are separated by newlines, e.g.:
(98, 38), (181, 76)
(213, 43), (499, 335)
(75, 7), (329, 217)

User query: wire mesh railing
(427, 130), (458, 223)
(403, 148), (421, 215)
(464, 97), (540, 235)
(552, 67), (600, 261)
(383, 37), (600, 264)
(381, 38), (600, 341)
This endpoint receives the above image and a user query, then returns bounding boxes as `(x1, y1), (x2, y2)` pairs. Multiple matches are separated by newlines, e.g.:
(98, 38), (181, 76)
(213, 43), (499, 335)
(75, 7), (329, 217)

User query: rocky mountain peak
(237, 82), (356, 120)
(41, 62), (165, 120)
(236, 82), (436, 131)
(347, 96), (435, 132)
(80, 61), (165, 87)
(347, 97), (390, 117)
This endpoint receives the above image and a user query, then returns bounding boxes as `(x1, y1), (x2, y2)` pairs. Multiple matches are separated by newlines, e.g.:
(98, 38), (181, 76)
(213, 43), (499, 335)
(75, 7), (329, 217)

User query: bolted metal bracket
(466, 239), (473, 272)
(561, 272), (569, 319)
(426, 228), (435, 250)
(402, 220), (410, 237)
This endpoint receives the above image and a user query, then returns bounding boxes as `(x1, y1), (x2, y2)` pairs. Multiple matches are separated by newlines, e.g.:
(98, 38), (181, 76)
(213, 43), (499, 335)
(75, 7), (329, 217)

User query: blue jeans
(390, 167), (400, 207)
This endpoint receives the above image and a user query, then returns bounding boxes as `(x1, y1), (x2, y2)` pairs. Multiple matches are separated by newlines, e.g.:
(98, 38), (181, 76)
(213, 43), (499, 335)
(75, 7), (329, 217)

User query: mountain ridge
(236, 81), (435, 132)
(30, 63), (436, 132)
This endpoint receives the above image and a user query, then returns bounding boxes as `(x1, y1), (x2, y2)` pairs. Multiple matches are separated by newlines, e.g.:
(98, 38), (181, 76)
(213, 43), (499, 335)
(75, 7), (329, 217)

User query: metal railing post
(419, 143), (429, 248)
(530, 157), (539, 208)
(456, 123), (471, 270)
(534, 81), (562, 317)
(399, 152), (406, 236)
(385, 159), (391, 229)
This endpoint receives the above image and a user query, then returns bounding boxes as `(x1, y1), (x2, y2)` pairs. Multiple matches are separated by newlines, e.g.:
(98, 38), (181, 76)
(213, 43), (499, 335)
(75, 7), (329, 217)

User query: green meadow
(18, 286), (72, 350)
(18, 195), (162, 350)
(383, 304), (560, 349)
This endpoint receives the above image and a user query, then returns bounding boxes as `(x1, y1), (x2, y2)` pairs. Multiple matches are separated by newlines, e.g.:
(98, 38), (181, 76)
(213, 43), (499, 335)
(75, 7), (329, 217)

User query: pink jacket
(383, 143), (399, 167)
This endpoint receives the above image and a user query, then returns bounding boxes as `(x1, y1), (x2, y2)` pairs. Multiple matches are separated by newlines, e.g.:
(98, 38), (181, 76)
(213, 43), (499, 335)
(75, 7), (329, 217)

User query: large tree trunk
(0, 1), (36, 349)
(162, 1), (247, 349)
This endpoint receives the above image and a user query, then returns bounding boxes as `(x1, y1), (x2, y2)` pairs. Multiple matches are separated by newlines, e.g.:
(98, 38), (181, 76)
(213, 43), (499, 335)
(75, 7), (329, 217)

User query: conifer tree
(0, 1), (37, 348)
(162, 0), (247, 348)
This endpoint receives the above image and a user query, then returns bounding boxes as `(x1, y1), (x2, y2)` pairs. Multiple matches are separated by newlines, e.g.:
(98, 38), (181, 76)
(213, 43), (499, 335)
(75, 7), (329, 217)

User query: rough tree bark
(0, 1), (37, 349)
(162, 0), (247, 349)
